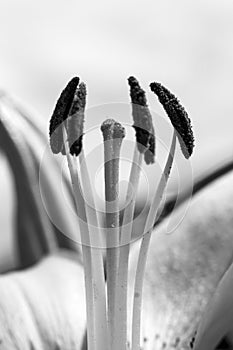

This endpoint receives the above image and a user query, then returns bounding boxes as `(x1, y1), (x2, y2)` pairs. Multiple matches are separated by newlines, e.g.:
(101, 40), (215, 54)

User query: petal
(0, 252), (86, 349)
(129, 170), (233, 349)
(194, 261), (233, 350)
(0, 94), (81, 268)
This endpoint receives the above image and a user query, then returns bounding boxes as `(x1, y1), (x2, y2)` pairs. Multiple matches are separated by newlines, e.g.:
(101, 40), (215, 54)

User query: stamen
(49, 77), (79, 154)
(150, 82), (194, 158)
(128, 76), (155, 164)
(132, 131), (177, 350)
(49, 77), (108, 350)
(61, 125), (96, 350)
(67, 82), (86, 156)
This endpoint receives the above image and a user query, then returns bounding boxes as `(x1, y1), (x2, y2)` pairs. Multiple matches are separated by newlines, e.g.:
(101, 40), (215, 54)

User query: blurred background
(0, 0), (233, 269)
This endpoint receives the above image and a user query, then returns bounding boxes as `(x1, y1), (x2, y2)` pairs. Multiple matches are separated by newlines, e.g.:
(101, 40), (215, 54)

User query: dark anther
(128, 76), (155, 164)
(150, 82), (194, 159)
(49, 77), (79, 154)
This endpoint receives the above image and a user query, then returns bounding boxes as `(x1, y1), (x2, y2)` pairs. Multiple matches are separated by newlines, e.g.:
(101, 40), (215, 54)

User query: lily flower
(0, 78), (233, 350)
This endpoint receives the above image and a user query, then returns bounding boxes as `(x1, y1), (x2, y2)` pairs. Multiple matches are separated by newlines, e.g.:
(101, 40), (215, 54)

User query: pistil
(101, 118), (125, 347)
